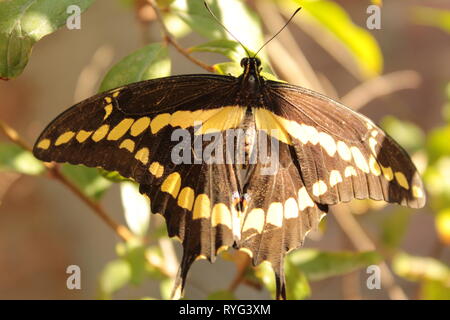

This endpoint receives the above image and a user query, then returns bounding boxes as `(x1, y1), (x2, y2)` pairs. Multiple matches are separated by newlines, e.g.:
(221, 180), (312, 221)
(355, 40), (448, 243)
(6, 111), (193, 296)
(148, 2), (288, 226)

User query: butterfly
(32, 53), (425, 299)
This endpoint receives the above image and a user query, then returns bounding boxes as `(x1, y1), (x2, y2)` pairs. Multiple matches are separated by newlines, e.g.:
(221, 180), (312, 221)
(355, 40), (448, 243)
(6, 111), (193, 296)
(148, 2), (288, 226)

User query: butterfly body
(33, 57), (425, 300)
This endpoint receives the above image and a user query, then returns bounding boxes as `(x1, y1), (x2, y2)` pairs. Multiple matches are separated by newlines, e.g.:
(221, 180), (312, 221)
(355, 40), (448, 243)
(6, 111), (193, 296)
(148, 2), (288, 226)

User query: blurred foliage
(0, 0), (448, 300)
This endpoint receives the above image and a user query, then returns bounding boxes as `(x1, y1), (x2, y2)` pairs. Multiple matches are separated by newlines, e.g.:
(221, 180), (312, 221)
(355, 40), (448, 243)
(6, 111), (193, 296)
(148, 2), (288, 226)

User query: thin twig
(0, 119), (134, 242)
(332, 204), (408, 300)
(148, 0), (215, 73)
(342, 70), (422, 111)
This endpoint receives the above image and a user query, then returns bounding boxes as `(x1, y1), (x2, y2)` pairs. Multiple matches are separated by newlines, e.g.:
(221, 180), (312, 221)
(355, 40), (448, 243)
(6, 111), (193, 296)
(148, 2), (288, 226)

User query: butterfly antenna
(203, 1), (252, 57)
(253, 7), (302, 57)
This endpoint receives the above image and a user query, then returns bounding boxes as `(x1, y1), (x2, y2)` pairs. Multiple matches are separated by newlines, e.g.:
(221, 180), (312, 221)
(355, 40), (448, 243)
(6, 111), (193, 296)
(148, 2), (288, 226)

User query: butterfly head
(239, 57), (263, 94)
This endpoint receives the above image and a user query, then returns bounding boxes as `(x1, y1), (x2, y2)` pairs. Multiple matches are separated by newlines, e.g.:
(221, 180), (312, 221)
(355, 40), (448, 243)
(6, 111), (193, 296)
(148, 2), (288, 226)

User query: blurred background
(0, 0), (449, 299)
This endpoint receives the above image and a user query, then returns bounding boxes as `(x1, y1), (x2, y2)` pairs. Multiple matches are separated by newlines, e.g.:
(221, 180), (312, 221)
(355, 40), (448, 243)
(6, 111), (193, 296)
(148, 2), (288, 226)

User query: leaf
(98, 169), (130, 183)
(115, 240), (148, 286)
(60, 164), (112, 200)
(285, 258), (311, 300)
(392, 252), (450, 284)
(283, 0), (383, 78)
(99, 42), (171, 92)
(190, 39), (248, 63)
(411, 6), (450, 34)
(380, 208), (412, 251)
(381, 116), (426, 154)
(254, 260), (310, 300)
(121, 181), (150, 237)
(0, 0), (94, 78)
(424, 156), (450, 204)
(426, 125), (450, 164)
(421, 280), (450, 300)
(435, 209), (450, 246)
(288, 249), (383, 281)
(98, 259), (131, 299)
(207, 290), (236, 300)
(170, 0), (265, 54)
(0, 143), (45, 175)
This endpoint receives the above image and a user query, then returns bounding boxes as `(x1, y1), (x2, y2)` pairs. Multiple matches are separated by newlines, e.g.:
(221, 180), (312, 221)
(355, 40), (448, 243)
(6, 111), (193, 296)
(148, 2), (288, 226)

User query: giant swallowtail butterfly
(33, 15), (425, 301)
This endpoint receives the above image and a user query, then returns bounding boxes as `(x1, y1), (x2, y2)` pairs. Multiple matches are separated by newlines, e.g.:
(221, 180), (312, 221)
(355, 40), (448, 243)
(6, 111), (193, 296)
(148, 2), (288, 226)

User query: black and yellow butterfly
(33, 54), (425, 299)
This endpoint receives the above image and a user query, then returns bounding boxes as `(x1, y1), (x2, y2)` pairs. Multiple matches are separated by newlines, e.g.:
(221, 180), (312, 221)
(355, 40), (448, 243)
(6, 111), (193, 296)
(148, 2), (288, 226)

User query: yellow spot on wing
(92, 124), (109, 142)
(177, 187), (195, 210)
(298, 187), (314, 210)
(113, 91), (120, 97)
(211, 203), (232, 228)
(161, 172), (181, 198)
(37, 139), (50, 150)
(150, 113), (171, 134)
(329, 170), (343, 187)
(351, 147), (369, 173)
(395, 171), (409, 189)
(107, 118), (134, 140)
(119, 139), (135, 152)
(369, 156), (381, 176)
(337, 141), (352, 161)
(239, 248), (253, 258)
(369, 137), (378, 154)
(255, 109), (291, 145)
(130, 117), (150, 136)
(149, 161), (164, 178)
(216, 245), (229, 255)
(196, 106), (246, 135)
(344, 166), (357, 177)
(284, 197), (299, 219)
(381, 165), (394, 181)
(193, 194), (211, 219)
(267, 202), (283, 227)
(55, 131), (75, 146)
(104, 97), (112, 103)
(76, 130), (92, 143)
(412, 185), (424, 198)
(312, 180), (328, 196)
(134, 147), (149, 164)
(242, 208), (265, 233)
(104, 104), (113, 120)
(319, 132), (337, 157)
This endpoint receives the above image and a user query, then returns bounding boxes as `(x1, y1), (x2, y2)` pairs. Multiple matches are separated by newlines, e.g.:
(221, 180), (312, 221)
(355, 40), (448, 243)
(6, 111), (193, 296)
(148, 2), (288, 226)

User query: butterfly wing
(260, 82), (425, 209)
(33, 74), (249, 297)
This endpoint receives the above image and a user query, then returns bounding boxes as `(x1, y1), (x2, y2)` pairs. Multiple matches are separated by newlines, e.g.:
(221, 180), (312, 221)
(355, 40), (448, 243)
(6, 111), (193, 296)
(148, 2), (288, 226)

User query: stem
(0, 119), (134, 242)
(148, 0), (215, 73)
(332, 204), (408, 300)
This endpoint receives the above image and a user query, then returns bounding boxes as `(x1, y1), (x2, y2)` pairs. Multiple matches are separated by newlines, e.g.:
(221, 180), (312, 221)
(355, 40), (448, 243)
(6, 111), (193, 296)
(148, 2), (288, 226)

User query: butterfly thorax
(237, 57), (265, 105)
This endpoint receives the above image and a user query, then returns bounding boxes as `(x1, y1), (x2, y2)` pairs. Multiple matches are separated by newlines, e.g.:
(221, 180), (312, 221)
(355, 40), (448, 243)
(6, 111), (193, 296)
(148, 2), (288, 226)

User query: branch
(332, 204), (408, 300)
(0, 119), (134, 242)
(342, 70), (422, 111)
(148, 0), (215, 73)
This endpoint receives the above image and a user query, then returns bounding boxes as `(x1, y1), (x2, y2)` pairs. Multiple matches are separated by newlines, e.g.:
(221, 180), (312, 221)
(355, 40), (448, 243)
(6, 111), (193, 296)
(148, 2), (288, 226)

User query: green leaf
(98, 169), (130, 183)
(207, 290), (236, 300)
(424, 157), (450, 208)
(121, 181), (150, 237)
(115, 240), (148, 286)
(380, 208), (411, 251)
(190, 39), (248, 63)
(98, 259), (131, 299)
(435, 209), (450, 246)
(283, 0), (383, 78)
(0, 143), (45, 175)
(381, 116), (426, 154)
(0, 0), (94, 78)
(421, 280), (450, 300)
(289, 249), (383, 281)
(60, 164), (112, 200)
(426, 124), (450, 164)
(411, 6), (450, 34)
(285, 258), (311, 300)
(99, 42), (171, 92)
(392, 252), (450, 284)
(170, 0), (265, 54)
